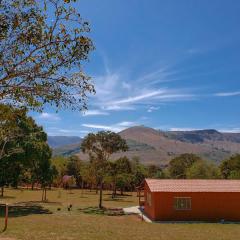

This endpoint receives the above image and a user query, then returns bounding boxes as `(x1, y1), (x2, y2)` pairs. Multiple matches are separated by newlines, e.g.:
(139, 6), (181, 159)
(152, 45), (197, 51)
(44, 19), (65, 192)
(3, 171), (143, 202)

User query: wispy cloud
(169, 127), (201, 131)
(103, 105), (135, 111)
(89, 59), (197, 115)
(111, 90), (165, 105)
(214, 91), (240, 97)
(82, 121), (136, 132)
(82, 109), (109, 116)
(216, 128), (240, 133)
(38, 112), (60, 121)
(147, 106), (159, 113)
(46, 127), (89, 136)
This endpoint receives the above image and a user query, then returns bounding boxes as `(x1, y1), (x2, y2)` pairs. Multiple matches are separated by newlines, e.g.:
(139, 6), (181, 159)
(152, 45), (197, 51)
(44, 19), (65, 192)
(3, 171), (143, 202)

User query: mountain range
(49, 126), (240, 166)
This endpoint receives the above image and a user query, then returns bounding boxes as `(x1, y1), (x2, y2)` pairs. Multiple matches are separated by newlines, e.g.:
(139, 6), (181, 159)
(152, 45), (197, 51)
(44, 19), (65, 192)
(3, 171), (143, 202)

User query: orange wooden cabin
(143, 179), (240, 221)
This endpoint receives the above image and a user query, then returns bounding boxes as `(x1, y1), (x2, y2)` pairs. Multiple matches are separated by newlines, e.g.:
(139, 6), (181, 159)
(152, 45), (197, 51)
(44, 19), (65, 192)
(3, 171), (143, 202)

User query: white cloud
(147, 106), (159, 113)
(214, 91), (240, 97)
(169, 127), (201, 131)
(82, 121), (136, 132)
(46, 127), (89, 136)
(82, 124), (112, 131)
(111, 90), (166, 105)
(89, 61), (196, 113)
(82, 110), (109, 116)
(217, 128), (240, 133)
(154, 93), (195, 101)
(38, 112), (60, 121)
(103, 105), (135, 111)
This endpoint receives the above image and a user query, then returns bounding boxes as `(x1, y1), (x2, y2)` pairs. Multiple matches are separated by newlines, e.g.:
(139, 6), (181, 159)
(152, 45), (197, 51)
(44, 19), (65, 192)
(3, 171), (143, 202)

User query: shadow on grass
(104, 198), (133, 203)
(0, 203), (52, 218)
(23, 201), (61, 205)
(103, 195), (134, 203)
(0, 195), (16, 199)
(78, 206), (125, 216)
(105, 193), (133, 197)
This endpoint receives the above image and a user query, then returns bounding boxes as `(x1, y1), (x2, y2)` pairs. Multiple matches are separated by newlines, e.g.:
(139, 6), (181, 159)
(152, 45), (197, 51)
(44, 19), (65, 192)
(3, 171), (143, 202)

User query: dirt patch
(0, 238), (16, 240)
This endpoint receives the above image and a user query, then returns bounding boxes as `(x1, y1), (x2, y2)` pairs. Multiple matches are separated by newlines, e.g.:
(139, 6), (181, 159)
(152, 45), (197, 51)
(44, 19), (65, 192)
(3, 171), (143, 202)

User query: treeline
(52, 155), (163, 194)
(52, 153), (240, 195)
(167, 153), (240, 180)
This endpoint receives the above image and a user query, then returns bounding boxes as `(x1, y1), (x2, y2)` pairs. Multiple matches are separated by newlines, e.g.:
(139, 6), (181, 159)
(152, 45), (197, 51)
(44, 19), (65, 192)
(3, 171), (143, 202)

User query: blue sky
(33, 0), (240, 136)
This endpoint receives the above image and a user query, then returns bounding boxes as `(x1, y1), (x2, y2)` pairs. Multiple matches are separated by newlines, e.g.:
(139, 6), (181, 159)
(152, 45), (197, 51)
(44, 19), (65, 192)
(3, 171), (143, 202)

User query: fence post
(3, 203), (8, 232)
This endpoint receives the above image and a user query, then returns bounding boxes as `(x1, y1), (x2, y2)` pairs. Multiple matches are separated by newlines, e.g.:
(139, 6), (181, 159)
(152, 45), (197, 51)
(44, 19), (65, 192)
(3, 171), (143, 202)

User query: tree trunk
(44, 188), (47, 201)
(99, 181), (103, 209)
(42, 188), (44, 201)
(121, 188), (123, 195)
(1, 186), (4, 197)
(112, 181), (116, 198)
(81, 181), (84, 195)
(42, 188), (47, 201)
(31, 182), (34, 190)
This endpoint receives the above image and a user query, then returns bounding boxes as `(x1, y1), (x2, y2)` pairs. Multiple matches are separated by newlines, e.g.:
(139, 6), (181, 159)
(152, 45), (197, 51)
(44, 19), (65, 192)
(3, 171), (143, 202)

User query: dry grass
(0, 188), (240, 240)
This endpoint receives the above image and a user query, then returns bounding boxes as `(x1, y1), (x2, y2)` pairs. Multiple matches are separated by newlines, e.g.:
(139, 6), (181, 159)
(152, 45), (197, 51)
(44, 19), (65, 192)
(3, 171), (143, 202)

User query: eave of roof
(145, 179), (240, 193)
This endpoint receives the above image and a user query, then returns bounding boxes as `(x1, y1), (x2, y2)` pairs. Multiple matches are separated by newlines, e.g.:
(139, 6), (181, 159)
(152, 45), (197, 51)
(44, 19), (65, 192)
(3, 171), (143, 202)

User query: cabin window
(146, 192), (152, 206)
(174, 197), (191, 210)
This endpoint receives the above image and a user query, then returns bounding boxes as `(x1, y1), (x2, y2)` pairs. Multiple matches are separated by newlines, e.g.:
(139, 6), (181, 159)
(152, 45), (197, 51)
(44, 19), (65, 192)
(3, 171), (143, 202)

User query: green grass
(0, 188), (240, 240)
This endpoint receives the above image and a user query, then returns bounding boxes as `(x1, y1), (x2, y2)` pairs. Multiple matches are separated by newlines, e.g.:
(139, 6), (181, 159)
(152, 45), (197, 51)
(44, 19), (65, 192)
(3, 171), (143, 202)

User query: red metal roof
(145, 179), (240, 192)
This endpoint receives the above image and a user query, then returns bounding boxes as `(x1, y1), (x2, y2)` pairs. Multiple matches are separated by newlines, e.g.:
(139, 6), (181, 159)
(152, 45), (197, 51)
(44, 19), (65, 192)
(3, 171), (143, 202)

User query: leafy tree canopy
(81, 131), (128, 208)
(0, 0), (95, 110)
(220, 154), (240, 179)
(81, 131), (128, 162)
(168, 153), (201, 179)
(186, 160), (220, 179)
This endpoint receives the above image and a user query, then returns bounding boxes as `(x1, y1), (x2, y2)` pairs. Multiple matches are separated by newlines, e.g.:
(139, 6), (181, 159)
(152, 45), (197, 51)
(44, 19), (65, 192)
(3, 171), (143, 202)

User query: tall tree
(168, 153), (201, 179)
(0, 104), (27, 160)
(108, 157), (132, 197)
(220, 154), (240, 179)
(0, 104), (55, 196)
(81, 131), (128, 208)
(130, 157), (147, 188)
(0, 0), (95, 110)
(66, 155), (82, 187)
(37, 146), (57, 201)
(186, 160), (220, 179)
(147, 164), (164, 179)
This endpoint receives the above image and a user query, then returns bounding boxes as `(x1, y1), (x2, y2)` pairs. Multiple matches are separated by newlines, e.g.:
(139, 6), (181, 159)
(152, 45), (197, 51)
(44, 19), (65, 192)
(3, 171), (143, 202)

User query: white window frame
(174, 197), (191, 210)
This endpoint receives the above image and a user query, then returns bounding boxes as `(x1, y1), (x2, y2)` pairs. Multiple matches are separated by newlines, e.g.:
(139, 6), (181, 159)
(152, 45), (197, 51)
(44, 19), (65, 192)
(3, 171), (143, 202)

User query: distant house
(143, 179), (240, 221)
(62, 175), (75, 189)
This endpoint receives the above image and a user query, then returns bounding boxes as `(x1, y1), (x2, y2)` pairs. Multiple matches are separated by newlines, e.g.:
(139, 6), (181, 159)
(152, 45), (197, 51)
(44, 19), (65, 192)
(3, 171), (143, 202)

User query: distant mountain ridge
(49, 126), (240, 165)
(47, 136), (82, 148)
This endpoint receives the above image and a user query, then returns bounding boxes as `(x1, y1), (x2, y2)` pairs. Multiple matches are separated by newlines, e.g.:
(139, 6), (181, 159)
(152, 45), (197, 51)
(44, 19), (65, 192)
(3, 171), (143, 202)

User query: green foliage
(81, 131), (128, 160)
(81, 131), (128, 207)
(168, 153), (201, 179)
(66, 155), (82, 187)
(0, 0), (95, 110)
(107, 157), (132, 196)
(51, 156), (67, 176)
(130, 156), (147, 187)
(186, 160), (221, 179)
(0, 104), (56, 198)
(0, 104), (29, 159)
(220, 154), (240, 179)
(147, 164), (165, 179)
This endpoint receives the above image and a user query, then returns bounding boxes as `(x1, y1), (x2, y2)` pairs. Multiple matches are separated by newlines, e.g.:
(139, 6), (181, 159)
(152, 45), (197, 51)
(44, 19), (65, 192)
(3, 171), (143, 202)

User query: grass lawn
(0, 188), (240, 240)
